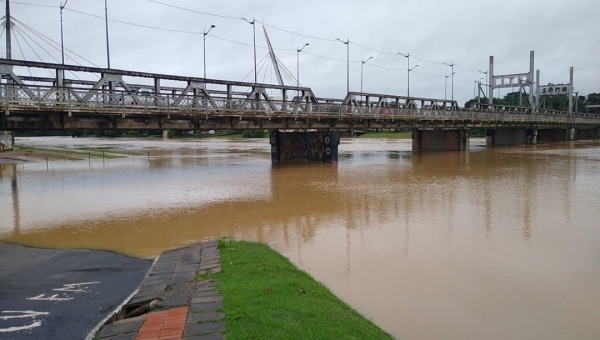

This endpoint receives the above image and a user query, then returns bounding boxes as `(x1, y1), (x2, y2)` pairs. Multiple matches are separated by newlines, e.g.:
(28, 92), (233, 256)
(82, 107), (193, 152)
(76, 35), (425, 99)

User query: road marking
(53, 281), (99, 293)
(0, 320), (42, 333)
(27, 294), (73, 302)
(0, 311), (49, 320)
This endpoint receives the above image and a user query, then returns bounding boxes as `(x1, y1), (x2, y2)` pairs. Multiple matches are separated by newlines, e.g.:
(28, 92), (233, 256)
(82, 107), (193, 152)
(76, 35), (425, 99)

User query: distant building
(588, 105), (600, 115)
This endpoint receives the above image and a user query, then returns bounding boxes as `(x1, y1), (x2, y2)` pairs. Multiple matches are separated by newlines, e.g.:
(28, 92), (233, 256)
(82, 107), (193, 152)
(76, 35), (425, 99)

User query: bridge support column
(537, 129), (567, 144)
(270, 130), (340, 163)
(575, 128), (598, 140)
(412, 129), (469, 151)
(566, 128), (576, 141)
(162, 130), (169, 139)
(0, 131), (14, 151)
(485, 129), (537, 147)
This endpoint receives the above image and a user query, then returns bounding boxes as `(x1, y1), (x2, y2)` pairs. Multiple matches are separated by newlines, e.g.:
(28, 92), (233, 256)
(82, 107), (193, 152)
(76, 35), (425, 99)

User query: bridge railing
(3, 84), (600, 125)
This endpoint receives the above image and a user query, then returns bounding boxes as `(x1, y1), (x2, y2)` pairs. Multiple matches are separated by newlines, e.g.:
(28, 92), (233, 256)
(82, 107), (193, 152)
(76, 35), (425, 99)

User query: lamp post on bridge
(336, 38), (350, 94)
(478, 70), (488, 99)
(203, 24), (216, 79)
(445, 72), (454, 101)
(474, 77), (483, 100)
(398, 52), (410, 97)
(60, 0), (68, 65)
(408, 64), (419, 97)
(104, 0), (110, 68)
(242, 17), (257, 84)
(297, 43), (309, 94)
(360, 56), (372, 93)
(444, 61), (454, 101)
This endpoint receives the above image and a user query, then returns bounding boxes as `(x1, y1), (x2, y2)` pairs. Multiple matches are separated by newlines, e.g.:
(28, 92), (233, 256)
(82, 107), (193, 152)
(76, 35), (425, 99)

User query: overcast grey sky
(3, 0), (599, 105)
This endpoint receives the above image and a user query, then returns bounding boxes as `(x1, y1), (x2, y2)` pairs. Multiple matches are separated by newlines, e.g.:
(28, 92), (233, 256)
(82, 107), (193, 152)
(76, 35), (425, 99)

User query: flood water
(1, 136), (600, 340)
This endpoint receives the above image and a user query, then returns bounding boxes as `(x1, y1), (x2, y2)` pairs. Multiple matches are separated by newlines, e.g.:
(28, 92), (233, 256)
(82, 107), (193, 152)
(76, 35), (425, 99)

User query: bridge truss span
(1, 58), (599, 131)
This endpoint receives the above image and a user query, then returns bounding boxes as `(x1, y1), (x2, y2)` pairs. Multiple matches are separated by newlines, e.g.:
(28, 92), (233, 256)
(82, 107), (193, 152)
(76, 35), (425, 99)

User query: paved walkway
(96, 241), (224, 340)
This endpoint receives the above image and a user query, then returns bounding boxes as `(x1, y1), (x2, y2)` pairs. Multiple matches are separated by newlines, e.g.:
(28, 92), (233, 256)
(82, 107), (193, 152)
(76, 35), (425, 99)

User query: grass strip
(359, 130), (412, 139)
(207, 238), (394, 340)
(14, 145), (128, 159)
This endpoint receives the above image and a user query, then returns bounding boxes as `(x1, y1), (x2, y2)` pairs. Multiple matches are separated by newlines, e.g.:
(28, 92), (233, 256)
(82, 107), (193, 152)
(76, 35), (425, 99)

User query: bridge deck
(1, 59), (599, 131)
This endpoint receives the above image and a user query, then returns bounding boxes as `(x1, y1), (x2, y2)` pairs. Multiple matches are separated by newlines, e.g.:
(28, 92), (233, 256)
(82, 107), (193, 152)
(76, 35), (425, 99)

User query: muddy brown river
(1, 136), (600, 339)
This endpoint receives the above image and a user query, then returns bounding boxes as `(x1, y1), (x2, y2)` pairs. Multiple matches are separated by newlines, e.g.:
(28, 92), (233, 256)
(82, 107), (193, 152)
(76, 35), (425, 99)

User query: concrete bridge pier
(162, 130), (169, 139)
(537, 129), (567, 144)
(575, 128), (598, 140)
(411, 129), (469, 151)
(485, 129), (539, 147)
(566, 128), (576, 141)
(270, 130), (341, 163)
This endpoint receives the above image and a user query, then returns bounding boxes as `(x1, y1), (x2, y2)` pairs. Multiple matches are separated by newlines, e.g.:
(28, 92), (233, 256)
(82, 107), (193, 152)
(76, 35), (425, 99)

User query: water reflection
(1, 138), (600, 340)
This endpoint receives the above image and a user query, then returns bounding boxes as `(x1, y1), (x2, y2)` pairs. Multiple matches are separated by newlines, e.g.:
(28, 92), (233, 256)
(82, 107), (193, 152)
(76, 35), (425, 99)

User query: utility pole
(478, 70), (488, 98)
(444, 62), (455, 101)
(6, 0), (11, 59)
(360, 56), (372, 93)
(296, 43), (309, 94)
(337, 38), (350, 93)
(399, 52), (410, 97)
(104, 0), (110, 68)
(242, 18), (257, 83)
(60, 0), (68, 65)
(203, 25), (215, 79)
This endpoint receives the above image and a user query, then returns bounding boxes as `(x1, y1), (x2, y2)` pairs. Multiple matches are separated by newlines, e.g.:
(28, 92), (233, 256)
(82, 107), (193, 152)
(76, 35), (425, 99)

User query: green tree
(587, 93), (600, 105)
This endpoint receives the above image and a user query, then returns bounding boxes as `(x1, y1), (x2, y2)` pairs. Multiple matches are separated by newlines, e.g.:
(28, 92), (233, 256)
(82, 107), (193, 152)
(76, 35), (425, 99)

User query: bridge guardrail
(2, 85), (600, 126)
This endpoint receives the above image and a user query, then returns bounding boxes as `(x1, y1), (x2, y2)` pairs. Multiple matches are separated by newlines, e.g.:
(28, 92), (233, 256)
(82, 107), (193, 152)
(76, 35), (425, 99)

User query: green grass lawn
(206, 239), (394, 340)
(358, 130), (412, 139)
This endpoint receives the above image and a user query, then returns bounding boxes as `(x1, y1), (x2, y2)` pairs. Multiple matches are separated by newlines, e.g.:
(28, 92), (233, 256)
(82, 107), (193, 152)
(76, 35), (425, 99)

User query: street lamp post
(337, 38), (350, 93)
(203, 25), (215, 79)
(104, 0), (110, 68)
(60, 0), (68, 65)
(445, 73), (454, 101)
(474, 77), (483, 100)
(242, 17), (257, 83)
(297, 43), (309, 90)
(398, 52), (410, 97)
(408, 64), (419, 97)
(478, 69), (488, 98)
(444, 62), (455, 101)
(360, 56), (373, 93)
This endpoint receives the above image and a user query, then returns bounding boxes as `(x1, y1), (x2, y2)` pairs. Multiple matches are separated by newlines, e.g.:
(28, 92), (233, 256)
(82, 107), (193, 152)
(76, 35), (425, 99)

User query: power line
(65, 8), (202, 35)
(0, 0), (57, 9)
(6, 0), (487, 79)
(147, 0), (241, 20)
(256, 20), (337, 42)
(144, 0), (481, 70)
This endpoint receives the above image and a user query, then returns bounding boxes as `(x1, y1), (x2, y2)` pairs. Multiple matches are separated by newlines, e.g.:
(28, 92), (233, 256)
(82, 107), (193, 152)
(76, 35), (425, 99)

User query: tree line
(465, 92), (600, 112)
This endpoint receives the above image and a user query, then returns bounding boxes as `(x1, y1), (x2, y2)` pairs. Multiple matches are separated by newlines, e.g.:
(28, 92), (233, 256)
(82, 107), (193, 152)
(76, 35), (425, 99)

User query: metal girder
(489, 51), (535, 111)
(536, 67), (574, 114)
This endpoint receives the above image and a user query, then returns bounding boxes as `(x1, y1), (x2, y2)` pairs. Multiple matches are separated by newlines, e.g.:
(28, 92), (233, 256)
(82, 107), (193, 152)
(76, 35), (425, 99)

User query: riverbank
(95, 239), (393, 340)
(213, 238), (393, 339)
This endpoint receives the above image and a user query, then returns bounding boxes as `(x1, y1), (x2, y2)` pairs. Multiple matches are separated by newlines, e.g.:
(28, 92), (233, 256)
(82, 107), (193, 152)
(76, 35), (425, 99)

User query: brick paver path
(135, 307), (188, 340)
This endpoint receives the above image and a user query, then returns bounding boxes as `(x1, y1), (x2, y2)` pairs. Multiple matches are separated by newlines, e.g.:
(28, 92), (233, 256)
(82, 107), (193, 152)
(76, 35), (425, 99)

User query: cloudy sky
(2, 0), (599, 105)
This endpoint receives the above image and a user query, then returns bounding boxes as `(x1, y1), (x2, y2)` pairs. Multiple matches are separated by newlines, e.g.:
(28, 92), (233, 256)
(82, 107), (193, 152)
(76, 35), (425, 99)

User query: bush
(242, 130), (266, 138)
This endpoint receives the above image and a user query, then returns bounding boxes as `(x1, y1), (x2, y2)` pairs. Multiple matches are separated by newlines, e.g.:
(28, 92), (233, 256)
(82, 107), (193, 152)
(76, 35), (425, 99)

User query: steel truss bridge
(1, 58), (599, 131)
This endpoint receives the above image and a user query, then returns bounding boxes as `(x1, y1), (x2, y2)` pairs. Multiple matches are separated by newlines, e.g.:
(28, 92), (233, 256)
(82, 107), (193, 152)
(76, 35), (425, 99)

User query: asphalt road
(0, 243), (152, 340)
